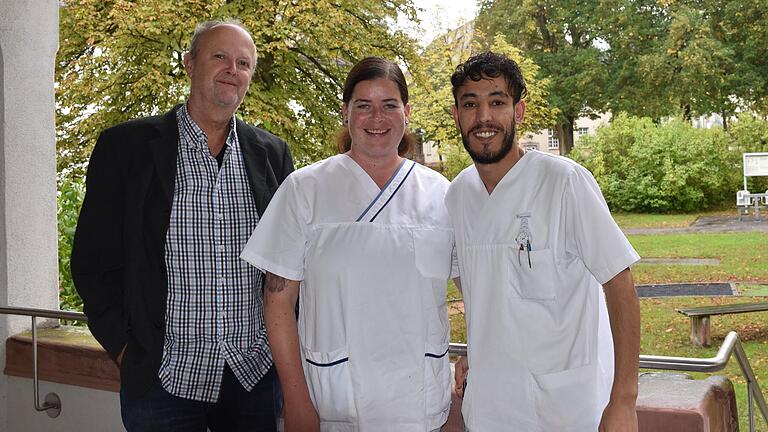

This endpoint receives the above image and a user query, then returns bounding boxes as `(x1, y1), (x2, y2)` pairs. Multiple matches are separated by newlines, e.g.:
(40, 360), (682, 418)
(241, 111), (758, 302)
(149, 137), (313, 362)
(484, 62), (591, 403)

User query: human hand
(284, 401), (320, 432)
(598, 400), (638, 432)
(454, 356), (468, 398)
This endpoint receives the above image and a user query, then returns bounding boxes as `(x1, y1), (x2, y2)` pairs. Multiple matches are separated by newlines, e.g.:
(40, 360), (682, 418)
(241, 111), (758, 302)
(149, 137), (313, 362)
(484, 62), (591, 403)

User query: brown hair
(336, 57), (414, 156)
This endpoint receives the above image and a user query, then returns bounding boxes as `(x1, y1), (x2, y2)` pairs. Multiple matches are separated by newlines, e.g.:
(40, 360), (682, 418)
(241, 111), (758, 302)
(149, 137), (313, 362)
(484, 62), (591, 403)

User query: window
(548, 129), (559, 149)
(578, 127), (589, 136)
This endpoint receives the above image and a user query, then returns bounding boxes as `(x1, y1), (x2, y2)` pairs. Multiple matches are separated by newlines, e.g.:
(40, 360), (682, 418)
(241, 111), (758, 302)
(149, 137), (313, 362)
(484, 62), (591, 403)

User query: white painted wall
(0, 1), (61, 431)
(6, 377), (124, 432)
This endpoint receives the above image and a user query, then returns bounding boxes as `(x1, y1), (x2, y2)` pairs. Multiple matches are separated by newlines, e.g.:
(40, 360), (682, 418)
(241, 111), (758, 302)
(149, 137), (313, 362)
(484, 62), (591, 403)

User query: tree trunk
(557, 116), (576, 156)
(721, 110), (728, 130)
(682, 103), (692, 122)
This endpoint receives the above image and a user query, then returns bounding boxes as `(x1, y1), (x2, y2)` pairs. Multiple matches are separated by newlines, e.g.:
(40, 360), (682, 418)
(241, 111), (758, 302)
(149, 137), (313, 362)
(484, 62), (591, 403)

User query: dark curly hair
(451, 52), (527, 105)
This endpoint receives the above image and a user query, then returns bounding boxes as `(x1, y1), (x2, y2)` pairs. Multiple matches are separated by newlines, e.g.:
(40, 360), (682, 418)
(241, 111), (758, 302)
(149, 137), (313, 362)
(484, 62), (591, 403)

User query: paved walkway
(624, 215), (768, 235)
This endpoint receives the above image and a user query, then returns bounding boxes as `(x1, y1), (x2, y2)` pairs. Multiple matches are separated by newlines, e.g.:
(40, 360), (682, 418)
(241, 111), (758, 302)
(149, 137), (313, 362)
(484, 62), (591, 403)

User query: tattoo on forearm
(266, 272), (289, 293)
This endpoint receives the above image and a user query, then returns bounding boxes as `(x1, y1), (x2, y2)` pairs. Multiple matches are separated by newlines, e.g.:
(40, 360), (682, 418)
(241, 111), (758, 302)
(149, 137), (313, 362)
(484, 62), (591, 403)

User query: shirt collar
(177, 103), (238, 151)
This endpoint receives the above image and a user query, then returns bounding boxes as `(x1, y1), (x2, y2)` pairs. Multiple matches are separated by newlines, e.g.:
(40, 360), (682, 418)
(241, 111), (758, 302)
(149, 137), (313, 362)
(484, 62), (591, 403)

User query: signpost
(739, 153), (768, 220)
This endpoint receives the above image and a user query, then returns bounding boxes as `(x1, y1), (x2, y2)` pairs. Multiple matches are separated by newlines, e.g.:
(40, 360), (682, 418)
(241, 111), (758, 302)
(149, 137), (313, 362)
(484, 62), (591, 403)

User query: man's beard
(460, 121), (516, 165)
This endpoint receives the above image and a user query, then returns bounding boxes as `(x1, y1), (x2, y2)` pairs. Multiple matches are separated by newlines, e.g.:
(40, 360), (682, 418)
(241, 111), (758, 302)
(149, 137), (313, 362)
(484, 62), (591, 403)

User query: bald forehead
(210, 23), (253, 41)
(190, 22), (257, 61)
(205, 24), (255, 49)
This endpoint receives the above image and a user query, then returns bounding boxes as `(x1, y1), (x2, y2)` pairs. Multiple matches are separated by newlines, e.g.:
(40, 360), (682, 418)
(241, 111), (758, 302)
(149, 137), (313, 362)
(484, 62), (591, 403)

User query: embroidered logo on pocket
(515, 212), (533, 269)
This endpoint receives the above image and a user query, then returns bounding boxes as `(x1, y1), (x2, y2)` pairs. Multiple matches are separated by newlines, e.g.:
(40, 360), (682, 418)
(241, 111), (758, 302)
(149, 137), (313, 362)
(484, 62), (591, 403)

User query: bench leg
(690, 316), (711, 347)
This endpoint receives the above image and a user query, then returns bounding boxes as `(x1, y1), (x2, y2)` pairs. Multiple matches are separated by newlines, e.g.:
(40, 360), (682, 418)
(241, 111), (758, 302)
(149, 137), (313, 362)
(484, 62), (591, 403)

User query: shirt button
(215, 213), (224, 221)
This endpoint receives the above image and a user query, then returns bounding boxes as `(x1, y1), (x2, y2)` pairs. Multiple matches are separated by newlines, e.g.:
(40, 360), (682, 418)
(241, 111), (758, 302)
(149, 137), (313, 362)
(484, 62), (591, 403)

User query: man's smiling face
(183, 24), (256, 113)
(452, 75), (525, 165)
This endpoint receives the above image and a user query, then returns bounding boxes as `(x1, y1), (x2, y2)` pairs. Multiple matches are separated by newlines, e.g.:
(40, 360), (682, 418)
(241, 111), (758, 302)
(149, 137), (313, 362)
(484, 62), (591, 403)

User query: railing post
(749, 381), (755, 432)
(733, 337), (768, 431)
(31, 316), (61, 418)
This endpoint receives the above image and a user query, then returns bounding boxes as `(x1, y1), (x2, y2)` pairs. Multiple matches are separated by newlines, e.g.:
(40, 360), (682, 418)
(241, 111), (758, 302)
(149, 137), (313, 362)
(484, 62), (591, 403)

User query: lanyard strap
(356, 159), (416, 223)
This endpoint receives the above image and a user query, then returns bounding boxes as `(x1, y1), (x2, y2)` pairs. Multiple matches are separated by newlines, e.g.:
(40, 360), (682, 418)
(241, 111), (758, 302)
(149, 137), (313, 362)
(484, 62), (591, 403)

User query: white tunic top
(445, 150), (639, 432)
(241, 154), (457, 431)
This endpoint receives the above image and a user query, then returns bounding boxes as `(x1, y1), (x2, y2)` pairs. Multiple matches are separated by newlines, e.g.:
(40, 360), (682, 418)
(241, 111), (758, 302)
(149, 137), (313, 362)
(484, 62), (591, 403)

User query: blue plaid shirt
(160, 104), (271, 402)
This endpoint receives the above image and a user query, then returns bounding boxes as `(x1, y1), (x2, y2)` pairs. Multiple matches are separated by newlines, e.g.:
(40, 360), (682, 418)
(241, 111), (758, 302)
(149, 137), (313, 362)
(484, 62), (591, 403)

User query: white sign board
(744, 152), (768, 177)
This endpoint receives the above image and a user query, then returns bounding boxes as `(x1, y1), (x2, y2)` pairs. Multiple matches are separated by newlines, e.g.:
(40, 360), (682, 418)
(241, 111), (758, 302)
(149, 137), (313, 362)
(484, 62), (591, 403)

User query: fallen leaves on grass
(735, 323), (768, 342)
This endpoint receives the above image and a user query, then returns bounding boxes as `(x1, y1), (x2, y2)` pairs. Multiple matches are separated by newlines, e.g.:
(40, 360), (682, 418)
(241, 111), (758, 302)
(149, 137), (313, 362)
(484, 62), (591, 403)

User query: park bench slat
(676, 301), (768, 347)
(676, 302), (768, 317)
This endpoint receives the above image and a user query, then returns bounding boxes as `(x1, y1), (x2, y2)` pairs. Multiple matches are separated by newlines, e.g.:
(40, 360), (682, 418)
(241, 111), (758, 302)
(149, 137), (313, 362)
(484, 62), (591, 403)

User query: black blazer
(70, 107), (294, 398)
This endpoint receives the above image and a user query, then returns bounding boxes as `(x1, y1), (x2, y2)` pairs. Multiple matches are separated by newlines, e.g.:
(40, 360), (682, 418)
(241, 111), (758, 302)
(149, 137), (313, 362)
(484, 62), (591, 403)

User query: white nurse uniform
(445, 150), (639, 432)
(241, 154), (457, 431)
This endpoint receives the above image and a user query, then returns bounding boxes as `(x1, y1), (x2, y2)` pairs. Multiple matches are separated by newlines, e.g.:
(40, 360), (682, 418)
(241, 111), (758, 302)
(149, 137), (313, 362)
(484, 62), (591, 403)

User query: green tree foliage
(407, 30), (466, 174)
(607, 0), (768, 122)
(410, 32), (558, 179)
(599, 0), (674, 119)
(476, 0), (608, 155)
(630, 3), (743, 124)
(477, 0), (768, 135)
(570, 114), (740, 212)
(57, 0), (420, 178)
(700, 0), (768, 118)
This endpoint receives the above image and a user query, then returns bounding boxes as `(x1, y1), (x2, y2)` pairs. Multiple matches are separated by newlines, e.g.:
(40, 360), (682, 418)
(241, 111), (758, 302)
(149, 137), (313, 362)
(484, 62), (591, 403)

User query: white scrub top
(445, 150), (639, 432)
(241, 154), (458, 432)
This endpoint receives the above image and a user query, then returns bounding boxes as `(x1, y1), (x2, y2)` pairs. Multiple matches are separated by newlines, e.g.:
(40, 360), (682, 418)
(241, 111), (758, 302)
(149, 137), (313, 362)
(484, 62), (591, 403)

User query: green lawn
(447, 211), (768, 430)
(629, 232), (768, 284)
(613, 209), (734, 229)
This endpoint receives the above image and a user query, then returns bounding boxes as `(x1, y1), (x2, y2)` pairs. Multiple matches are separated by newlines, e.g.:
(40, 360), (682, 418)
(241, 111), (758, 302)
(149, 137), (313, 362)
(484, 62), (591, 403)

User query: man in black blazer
(71, 20), (293, 432)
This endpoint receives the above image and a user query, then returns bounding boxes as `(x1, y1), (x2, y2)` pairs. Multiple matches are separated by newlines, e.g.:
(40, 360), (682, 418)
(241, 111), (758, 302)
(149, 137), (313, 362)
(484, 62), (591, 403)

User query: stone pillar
(0, 1), (60, 430)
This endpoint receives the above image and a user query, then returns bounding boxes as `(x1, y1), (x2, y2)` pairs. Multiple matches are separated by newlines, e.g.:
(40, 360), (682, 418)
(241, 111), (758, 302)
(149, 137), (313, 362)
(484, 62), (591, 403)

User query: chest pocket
(507, 247), (557, 301)
(413, 228), (454, 280)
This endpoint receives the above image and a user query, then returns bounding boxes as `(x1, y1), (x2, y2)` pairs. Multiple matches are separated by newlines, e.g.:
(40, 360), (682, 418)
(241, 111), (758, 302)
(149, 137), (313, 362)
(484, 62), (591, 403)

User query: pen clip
(526, 240), (532, 268)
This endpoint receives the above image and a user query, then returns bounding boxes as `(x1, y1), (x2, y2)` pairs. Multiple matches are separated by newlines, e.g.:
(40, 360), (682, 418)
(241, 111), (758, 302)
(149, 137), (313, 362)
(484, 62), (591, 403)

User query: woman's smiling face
(343, 78), (411, 158)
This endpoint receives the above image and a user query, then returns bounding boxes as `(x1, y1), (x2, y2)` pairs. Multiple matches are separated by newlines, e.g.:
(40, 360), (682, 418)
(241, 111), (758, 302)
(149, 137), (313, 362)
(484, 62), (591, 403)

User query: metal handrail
(450, 330), (768, 431)
(0, 306), (87, 321)
(641, 331), (768, 431)
(1, 307), (765, 428)
(0, 305), (88, 418)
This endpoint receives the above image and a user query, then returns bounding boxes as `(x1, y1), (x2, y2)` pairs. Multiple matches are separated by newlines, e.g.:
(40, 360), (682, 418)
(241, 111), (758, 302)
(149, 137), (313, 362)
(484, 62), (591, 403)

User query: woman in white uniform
(240, 57), (458, 432)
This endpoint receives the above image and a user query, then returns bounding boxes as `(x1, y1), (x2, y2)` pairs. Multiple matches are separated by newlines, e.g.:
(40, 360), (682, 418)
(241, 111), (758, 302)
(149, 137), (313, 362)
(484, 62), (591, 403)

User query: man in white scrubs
(446, 52), (641, 432)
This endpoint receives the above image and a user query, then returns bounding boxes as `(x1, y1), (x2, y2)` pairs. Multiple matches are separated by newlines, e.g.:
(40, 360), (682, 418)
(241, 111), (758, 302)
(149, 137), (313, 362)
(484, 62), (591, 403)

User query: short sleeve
(563, 166), (640, 284)
(240, 174), (307, 281)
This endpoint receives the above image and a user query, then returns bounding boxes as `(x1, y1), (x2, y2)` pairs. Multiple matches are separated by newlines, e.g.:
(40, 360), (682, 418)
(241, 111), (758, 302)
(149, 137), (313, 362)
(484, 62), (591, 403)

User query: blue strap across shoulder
(356, 159), (416, 223)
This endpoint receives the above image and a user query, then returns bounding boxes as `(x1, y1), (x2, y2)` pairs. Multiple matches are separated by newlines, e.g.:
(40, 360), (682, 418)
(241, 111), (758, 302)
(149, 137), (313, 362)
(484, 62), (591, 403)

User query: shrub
(441, 141), (473, 180)
(58, 177), (85, 314)
(570, 114), (741, 212)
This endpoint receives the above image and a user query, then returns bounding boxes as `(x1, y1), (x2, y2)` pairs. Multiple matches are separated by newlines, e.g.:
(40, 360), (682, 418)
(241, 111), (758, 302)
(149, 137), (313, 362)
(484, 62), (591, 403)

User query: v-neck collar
(465, 150), (536, 240)
(339, 154), (381, 197)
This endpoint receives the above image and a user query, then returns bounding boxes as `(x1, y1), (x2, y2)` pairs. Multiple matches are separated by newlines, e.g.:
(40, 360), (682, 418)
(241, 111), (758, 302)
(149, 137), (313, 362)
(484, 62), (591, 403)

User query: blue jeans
(120, 364), (277, 432)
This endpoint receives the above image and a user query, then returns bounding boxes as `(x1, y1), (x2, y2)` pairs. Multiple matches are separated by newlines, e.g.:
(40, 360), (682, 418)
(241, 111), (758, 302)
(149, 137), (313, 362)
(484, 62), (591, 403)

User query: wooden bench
(676, 302), (768, 347)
